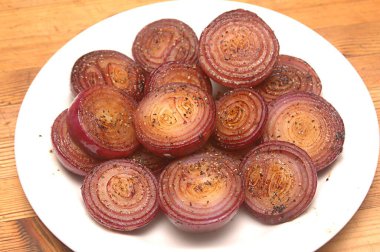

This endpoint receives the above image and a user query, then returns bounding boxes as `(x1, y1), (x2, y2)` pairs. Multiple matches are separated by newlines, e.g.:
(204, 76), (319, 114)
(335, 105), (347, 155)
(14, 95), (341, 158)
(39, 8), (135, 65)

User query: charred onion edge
(51, 109), (101, 176)
(158, 152), (244, 232)
(262, 91), (345, 171)
(82, 159), (159, 231)
(254, 54), (322, 103)
(241, 140), (317, 224)
(213, 88), (268, 150)
(144, 61), (212, 95)
(128, 147), (170, 178)
(132, 19), (199, 73)
(70, 50), (145, 100)
(134, 83), (216, 158)
(67, 85), (140, 160)
(199, 9), (279, 88)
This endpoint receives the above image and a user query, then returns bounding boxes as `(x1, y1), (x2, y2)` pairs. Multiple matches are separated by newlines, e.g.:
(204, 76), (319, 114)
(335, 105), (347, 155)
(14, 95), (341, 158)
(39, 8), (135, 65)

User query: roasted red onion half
(128, 147), (170, 177)
(213, 88), (267, 150)
(70, 50), (145, 100)
(159, 153), (244, 232)
(67, 85), (140, 160)
(253, 55), (322, 103)
(134, 83), (216, 158)
(199, 9), (279, 88)
(132, 19), (198, 73)
(241, 141), (317, 224)
(262, 92), (345, 171)
(51, 109), (101, 176)
(144, 62), (212, 95)
(82, 159), (159, 231)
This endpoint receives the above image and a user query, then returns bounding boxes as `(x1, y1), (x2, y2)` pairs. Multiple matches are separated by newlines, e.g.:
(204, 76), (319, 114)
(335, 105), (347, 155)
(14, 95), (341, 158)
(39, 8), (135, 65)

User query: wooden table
(1, 0), (379, 251)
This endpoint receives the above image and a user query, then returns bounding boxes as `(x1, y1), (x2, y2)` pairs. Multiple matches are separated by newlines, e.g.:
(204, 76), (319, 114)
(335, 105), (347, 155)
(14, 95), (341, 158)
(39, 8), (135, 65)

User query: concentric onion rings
(134, 83), (216, 158)
(67, 85), (140, 159)
(145, 61), (212, 95)
(51, 109), (101, 176)
(254, 55), (322, 103)
(158, 152), (244, 232)
(132, 19), (198, 73)
(213, 88), (267, 150)
(262, 91), (345, 171)
(199, 9), (279, 88)
(82, 159), (159, 231)
(241, 141), (317, 224)
(70, 50), (146, 100)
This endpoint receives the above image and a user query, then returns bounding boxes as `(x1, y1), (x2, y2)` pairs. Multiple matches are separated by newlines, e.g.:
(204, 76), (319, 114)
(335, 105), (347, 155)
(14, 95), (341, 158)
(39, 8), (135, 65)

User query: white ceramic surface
(15, 1), (379, 251)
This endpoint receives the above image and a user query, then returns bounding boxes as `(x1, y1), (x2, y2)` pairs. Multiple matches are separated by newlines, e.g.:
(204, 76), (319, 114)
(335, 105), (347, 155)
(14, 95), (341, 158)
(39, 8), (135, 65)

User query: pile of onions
(199, 9), (279, 88)
(49, 8), (346, 233)
(158, 152), (244, 232)
(70, 50), (146, 100)
(81, 159), (159, 231)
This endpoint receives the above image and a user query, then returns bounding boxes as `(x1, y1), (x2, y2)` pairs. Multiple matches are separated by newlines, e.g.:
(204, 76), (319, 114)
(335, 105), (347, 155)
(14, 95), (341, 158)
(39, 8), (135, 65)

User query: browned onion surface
(241, 141), (317, 224)
(128, 147), (170, 177)
(132, 19), (198, 73)
(82, 159), (159, 231)
(159, 152), (244, 232)
(134, 83), (216, 158)
(67, 85), (140, 160)
(71, 50), (146, 100)
(145, 61), (212, 95)
(51, 109), (101, 176)
(213, 88), (267, 150)
(199, 9), (279, 88)
(253, 55), (322, 103)
(262, 91), (345, 171)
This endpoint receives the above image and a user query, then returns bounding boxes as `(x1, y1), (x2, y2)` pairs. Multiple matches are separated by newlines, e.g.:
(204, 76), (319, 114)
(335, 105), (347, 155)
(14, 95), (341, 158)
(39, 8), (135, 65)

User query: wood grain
(0, 0), (379, 251)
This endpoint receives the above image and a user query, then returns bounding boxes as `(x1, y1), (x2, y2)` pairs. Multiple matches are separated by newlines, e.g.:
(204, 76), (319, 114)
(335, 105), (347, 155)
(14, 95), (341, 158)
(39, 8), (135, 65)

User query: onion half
(128, 148), (170, 177)
(253, 55), (322, 103)
(67, 86), (140, 160)
(145, 62), (212, 95)
(51, 109), (101, 176)
(199, 9), (279, 88)
(70, 50), (145, 100)
(241, 141), (317, 224)
(262, 91), (345, 171)
(82, 159), (159, 231)
(213, 88), (267, 150)
(158, 153), (244, 232)
(134, 83), (216, 158)
(132, 19), (198, 73)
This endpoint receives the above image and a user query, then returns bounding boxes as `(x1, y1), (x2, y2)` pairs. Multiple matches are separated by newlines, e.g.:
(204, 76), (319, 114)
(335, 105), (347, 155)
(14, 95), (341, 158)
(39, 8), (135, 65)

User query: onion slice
(128, 147), (170, 177)
(262, 92), (345, 171)
(82, 159), (159, 231)
(213, 88), (267, 150)
(145, 62), (212, 95)
(199, 9), (279, 88)
(132, 19), (198, 73)
(134, 83), (216, 158)
(70, 50), (145, 100)
(51, 109), (101, 176)
(158, 152), (244, 232)
(67, 86), (140, 160)
(253, 55), (322, 103)
(241, 141), (317, 224)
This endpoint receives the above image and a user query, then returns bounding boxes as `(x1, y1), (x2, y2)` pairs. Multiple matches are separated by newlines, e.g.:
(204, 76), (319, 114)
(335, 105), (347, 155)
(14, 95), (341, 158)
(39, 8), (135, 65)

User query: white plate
(15, 0), (379, 251)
